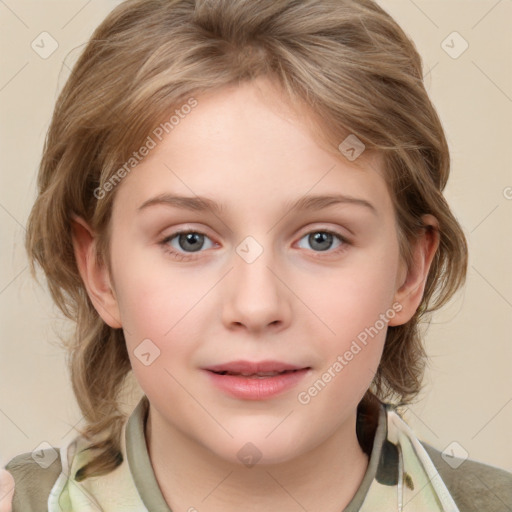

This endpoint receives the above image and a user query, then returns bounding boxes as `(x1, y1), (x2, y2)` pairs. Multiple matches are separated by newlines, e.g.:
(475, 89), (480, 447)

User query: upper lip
(203, 360), (309, 374)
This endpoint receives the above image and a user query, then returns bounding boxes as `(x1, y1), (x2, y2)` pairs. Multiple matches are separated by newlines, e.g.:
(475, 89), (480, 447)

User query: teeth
(220, 370), (295, 377)
(240, 371), (275, 376)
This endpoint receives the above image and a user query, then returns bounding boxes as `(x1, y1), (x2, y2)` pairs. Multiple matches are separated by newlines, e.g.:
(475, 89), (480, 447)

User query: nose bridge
(222, 233), (290, 330)
(233, 233), (279, 301)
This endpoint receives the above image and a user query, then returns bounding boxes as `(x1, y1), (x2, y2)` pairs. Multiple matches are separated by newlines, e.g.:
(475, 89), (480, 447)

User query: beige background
(1, 0), (511, 474)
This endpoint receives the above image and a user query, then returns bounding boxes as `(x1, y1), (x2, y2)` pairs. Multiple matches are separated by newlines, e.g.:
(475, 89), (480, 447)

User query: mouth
(202, 360), (311, 400)
(203, 360), (310, 376)
(209, 369), (303, 378)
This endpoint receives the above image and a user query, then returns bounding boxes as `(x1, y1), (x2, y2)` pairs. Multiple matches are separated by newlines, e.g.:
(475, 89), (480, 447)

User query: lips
(202, 360), (311, 400)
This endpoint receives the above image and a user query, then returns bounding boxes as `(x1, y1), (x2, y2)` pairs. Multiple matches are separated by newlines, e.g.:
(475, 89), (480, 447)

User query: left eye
(296, 231), (346, 252)
(163, 231), (215, 253)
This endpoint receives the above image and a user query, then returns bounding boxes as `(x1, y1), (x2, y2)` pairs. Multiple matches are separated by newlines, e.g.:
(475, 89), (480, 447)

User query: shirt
(5, 395), (512, 511)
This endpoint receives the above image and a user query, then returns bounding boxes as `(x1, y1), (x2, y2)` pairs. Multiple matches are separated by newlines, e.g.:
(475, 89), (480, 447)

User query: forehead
(110, 78), (391, 220)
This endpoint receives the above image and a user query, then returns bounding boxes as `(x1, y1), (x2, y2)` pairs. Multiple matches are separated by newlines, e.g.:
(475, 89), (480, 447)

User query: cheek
(116, 276), (206, 384)
(110, 249), (214, 391)
(314, 250), (399, 343)
(111, 239), (207, 337)
(116, 269), (201, 399)
(299, 240), (400, 400)
(295, 267), (395, 421)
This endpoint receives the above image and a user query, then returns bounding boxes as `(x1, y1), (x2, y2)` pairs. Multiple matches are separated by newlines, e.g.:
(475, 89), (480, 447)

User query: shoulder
(422, 442), (512, 512)
(4, 448), (62, 512)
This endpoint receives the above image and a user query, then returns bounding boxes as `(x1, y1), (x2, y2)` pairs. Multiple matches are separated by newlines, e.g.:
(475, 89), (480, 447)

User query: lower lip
(203, 369), (310, 400)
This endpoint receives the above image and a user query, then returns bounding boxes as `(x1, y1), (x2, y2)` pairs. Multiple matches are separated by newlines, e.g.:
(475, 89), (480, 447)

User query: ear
(71, 215), (122, 328)
(388, 214), (440, 326)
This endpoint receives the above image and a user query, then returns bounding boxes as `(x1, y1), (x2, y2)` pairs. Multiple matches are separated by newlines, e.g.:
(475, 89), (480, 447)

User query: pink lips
(202, 360), (311, 400)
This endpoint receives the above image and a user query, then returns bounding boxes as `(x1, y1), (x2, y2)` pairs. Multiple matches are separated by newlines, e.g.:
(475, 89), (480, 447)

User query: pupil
(310, 232), (332, 251)
(180, 233), (203, 252)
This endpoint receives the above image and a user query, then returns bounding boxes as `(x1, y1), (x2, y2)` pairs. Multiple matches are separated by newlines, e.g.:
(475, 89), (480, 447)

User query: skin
(70, 77), (439, 511)
(0, 469), (14, 512)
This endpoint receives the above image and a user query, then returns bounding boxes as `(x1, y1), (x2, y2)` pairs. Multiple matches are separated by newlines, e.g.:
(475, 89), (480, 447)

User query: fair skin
(0, 470), (14, 512)
(68, 78), (438, 511)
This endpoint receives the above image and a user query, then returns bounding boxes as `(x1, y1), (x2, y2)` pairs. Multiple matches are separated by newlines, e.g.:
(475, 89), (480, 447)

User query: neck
(145, 407), (371, 512)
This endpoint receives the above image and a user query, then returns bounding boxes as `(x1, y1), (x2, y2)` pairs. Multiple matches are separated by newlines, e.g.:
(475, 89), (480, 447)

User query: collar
(48, 395), (460, 511)
(124, 395), (388, 512)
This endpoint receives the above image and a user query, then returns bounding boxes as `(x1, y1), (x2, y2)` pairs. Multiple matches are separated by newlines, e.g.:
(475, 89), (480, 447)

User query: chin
(205, 427), (308, 468)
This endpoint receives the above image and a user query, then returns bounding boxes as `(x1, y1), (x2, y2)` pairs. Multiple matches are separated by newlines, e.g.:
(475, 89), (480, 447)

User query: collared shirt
(45, 395), (461, 511)
(6, 395), (512, 511)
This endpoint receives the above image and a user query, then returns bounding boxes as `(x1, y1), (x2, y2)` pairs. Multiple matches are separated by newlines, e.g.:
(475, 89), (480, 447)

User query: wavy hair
(25, 0), (468, 480)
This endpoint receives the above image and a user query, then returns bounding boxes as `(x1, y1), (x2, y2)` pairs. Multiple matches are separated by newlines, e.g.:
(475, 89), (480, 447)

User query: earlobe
(388, 214), (440, 327)
(71, 215), (122, 328)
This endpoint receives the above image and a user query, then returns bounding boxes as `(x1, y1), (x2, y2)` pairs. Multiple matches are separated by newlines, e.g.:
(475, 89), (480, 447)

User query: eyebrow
(137, 193), (377, 215)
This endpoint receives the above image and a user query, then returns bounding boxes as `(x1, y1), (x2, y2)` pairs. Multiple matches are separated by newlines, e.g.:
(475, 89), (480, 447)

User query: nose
(221, 238), (292, 335)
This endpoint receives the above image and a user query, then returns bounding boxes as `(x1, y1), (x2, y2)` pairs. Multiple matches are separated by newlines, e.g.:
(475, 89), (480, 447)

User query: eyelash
(159, 228), (351, 262)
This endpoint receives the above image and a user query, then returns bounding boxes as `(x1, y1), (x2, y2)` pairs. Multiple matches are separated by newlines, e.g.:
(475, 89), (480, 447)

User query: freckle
(404, 472), (414, 490)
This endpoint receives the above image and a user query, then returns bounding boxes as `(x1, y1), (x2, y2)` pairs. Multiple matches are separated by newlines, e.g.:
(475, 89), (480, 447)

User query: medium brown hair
(25, 0), (468, 480)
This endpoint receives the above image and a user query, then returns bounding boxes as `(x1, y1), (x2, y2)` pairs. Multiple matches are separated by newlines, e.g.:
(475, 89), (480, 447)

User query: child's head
(26, 0), (467, 479)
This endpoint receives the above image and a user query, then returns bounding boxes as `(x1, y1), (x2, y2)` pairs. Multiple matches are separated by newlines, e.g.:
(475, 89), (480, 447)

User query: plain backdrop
(1, 0), (511, 473)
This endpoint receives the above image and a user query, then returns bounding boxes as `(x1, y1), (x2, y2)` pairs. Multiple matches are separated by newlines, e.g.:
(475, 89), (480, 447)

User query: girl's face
(96, 77), (420, 465)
